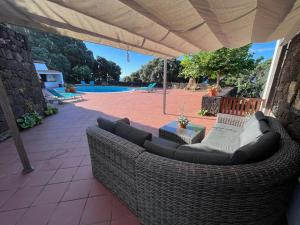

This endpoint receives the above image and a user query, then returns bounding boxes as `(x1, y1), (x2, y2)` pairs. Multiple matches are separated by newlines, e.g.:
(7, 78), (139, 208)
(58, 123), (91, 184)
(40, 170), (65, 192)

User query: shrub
(198, 109), (208, 116)
(17, 111), (43, 129)
(44, 105), (58, 116)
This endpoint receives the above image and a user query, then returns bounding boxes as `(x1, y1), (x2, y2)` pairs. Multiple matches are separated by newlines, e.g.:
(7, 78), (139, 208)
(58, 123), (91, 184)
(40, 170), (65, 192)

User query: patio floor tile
(33, 182), (69, 205)
(17, 204), (56, 225)
(37, 158), (63, 171)
(60, 156), (84, 169)
(48, 167), (77, 184)
(73, 166), (93, 180)
(1, 186), (43, 211)
(48, 199), (86, 225)
(22, 171), (56, 187)
(0, 189), (17, 208)
(80, 196), (112, 225)
(89, 179), (110, 197)
(62, 180), (91, 201)
(111, 215), (141, 225)
(0, 89), (214, 225)
(111, 196), (134, 221)
(0, 208), (26, 225)
(0, 174), (29, 191)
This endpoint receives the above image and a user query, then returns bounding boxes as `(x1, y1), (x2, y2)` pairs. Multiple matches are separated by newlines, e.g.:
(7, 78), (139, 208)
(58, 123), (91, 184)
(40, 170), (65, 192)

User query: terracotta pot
(69, 87), (76, 93)
(208, 89), (217, 96)
(178, 123), (187, 129)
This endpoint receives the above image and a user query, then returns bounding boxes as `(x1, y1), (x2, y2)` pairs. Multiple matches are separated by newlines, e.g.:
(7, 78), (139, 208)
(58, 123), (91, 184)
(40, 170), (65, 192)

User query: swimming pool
(55, 85), (134, 93)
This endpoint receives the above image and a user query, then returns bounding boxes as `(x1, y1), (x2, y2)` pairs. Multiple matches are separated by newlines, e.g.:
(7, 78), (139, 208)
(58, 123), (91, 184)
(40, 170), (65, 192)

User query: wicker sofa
(86, 113), (300, 225)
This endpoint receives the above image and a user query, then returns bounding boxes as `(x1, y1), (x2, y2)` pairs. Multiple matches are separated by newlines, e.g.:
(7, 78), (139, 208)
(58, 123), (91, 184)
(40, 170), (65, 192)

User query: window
(47, 74), (57, 82)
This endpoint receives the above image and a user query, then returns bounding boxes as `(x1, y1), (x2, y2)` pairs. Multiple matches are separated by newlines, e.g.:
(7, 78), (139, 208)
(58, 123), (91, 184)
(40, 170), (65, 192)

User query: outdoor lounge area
(0, 1), (300, 225)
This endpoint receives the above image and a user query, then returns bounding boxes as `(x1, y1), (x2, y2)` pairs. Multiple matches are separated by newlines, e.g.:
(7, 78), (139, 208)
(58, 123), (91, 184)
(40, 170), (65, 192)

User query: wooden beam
(0, 77), (33, 174)
(163, 58), (167, 114)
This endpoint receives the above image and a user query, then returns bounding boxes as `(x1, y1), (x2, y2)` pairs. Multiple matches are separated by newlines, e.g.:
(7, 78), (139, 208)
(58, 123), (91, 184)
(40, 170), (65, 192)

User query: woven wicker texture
(87, 117), (300, 225)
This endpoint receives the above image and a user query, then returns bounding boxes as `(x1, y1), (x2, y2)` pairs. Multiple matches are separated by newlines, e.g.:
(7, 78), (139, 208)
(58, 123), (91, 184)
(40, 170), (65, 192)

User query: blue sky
(84, 41), (276, 79)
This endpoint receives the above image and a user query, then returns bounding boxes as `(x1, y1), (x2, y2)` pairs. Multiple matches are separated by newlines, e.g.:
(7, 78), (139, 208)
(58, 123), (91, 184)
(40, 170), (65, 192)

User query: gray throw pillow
(114, 122), (152, 146)
(232, 131), (281, 164)
(97, 117), (130, 133)
(97, 117), (116, 132)
(144, 140), (177, 158)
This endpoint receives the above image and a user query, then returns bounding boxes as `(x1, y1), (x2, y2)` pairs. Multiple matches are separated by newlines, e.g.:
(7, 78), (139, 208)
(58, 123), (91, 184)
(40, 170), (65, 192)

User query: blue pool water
(55, 85), (134, 93)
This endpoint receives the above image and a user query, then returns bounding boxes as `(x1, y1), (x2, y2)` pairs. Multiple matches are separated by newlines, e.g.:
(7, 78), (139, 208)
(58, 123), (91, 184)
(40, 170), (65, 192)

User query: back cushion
(145, 141), (232, 165)
(97, 117), (116, 132)
(114, 122), (152, 146)
(174, 148), (232, 165)
(232, 131), (281, 164)
(240, 118), (270, 146)
(97, 117), (130, 132)
(144, 140), (177, 158)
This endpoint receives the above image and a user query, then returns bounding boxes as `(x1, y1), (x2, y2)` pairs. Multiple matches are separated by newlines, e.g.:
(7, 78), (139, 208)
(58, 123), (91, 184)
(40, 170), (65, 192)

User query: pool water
(55, 85), (134, 93)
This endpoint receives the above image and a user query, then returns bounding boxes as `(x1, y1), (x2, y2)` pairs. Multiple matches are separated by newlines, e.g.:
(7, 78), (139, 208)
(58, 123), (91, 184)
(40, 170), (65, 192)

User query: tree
(72, 65), (92, 82)
(127, 58), (183, 83)
(207, 45), (257, 86)
(93, 56), (121, 82)
(180, 52), (211, 81)
(10, 25), (121, 84)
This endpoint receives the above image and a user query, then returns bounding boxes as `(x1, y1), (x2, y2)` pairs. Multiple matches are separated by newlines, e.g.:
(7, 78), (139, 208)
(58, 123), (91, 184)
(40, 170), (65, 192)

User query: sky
(84, 41), (277, 80)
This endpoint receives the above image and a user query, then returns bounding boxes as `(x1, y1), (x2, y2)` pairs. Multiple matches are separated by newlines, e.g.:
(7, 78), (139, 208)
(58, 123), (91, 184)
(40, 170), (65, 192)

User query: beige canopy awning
(0, 0), (300, 57)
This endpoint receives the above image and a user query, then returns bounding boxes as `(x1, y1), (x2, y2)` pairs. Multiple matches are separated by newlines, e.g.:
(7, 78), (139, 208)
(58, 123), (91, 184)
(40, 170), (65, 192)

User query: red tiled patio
(0, 89), (215, 225)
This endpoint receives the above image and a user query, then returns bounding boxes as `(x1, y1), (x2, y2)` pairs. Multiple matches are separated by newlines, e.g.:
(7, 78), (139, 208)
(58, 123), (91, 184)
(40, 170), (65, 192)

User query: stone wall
(0, 25), (46, 139)
(270, 33), (300, 143)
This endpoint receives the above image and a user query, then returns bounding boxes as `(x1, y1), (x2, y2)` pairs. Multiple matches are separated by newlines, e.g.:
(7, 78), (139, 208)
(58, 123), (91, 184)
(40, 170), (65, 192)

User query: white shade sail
(0, 0), (300, 58)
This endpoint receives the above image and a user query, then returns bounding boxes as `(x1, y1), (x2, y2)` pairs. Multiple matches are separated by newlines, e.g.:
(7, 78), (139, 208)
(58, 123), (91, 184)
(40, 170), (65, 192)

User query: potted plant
(207, 85), (218, 96)
(177, 114), (189, 129)
(65, 84), (76, 93)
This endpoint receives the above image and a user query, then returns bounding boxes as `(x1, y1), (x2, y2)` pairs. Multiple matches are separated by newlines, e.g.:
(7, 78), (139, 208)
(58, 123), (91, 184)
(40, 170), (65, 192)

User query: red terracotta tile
(60, 156), (84, 169)
(17, 204), (56, 225)
(62, 180), (91, 201)
(73, 166), (93, 181)
(48, 168), (77, 184)
(0, 189), (17, 208)
(111, 196), (133, 221)
(111, 215), (141, 225)
(1, 186), (43, 211)
(0, 208), (26, 225)
(80, 156), (91, 166)
(0, 89), (215, 225)
(48, 199), (86, 225)
(80, 196), (112, 225)
(0, 174), (29, 191)
(22, 171), (56, 186)
(37, 159), (63, 171)
(89, 179), (110, 197)
(33, 182), (69, 205)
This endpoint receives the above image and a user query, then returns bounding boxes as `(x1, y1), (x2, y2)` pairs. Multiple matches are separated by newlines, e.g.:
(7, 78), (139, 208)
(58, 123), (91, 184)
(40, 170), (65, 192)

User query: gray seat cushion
(232, 131), (281, 164)
(114, 122), (152, 146)
(97, 117), (130, 132)
(201, 128), (240, 154)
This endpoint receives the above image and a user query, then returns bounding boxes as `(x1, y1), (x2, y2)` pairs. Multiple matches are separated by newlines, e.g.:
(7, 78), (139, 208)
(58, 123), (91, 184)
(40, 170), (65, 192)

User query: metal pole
(163, 58), (167, 114)
(0, 78), (34, 174)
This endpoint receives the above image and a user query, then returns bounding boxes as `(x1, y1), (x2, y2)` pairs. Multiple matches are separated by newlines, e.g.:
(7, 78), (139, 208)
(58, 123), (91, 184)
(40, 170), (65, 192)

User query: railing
(220, 97), (264, 116)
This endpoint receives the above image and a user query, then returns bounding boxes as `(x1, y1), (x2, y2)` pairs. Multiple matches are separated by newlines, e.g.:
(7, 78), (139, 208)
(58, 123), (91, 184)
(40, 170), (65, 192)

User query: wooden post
(0, 78), (33, 174)
(163, 58), (167, 114)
